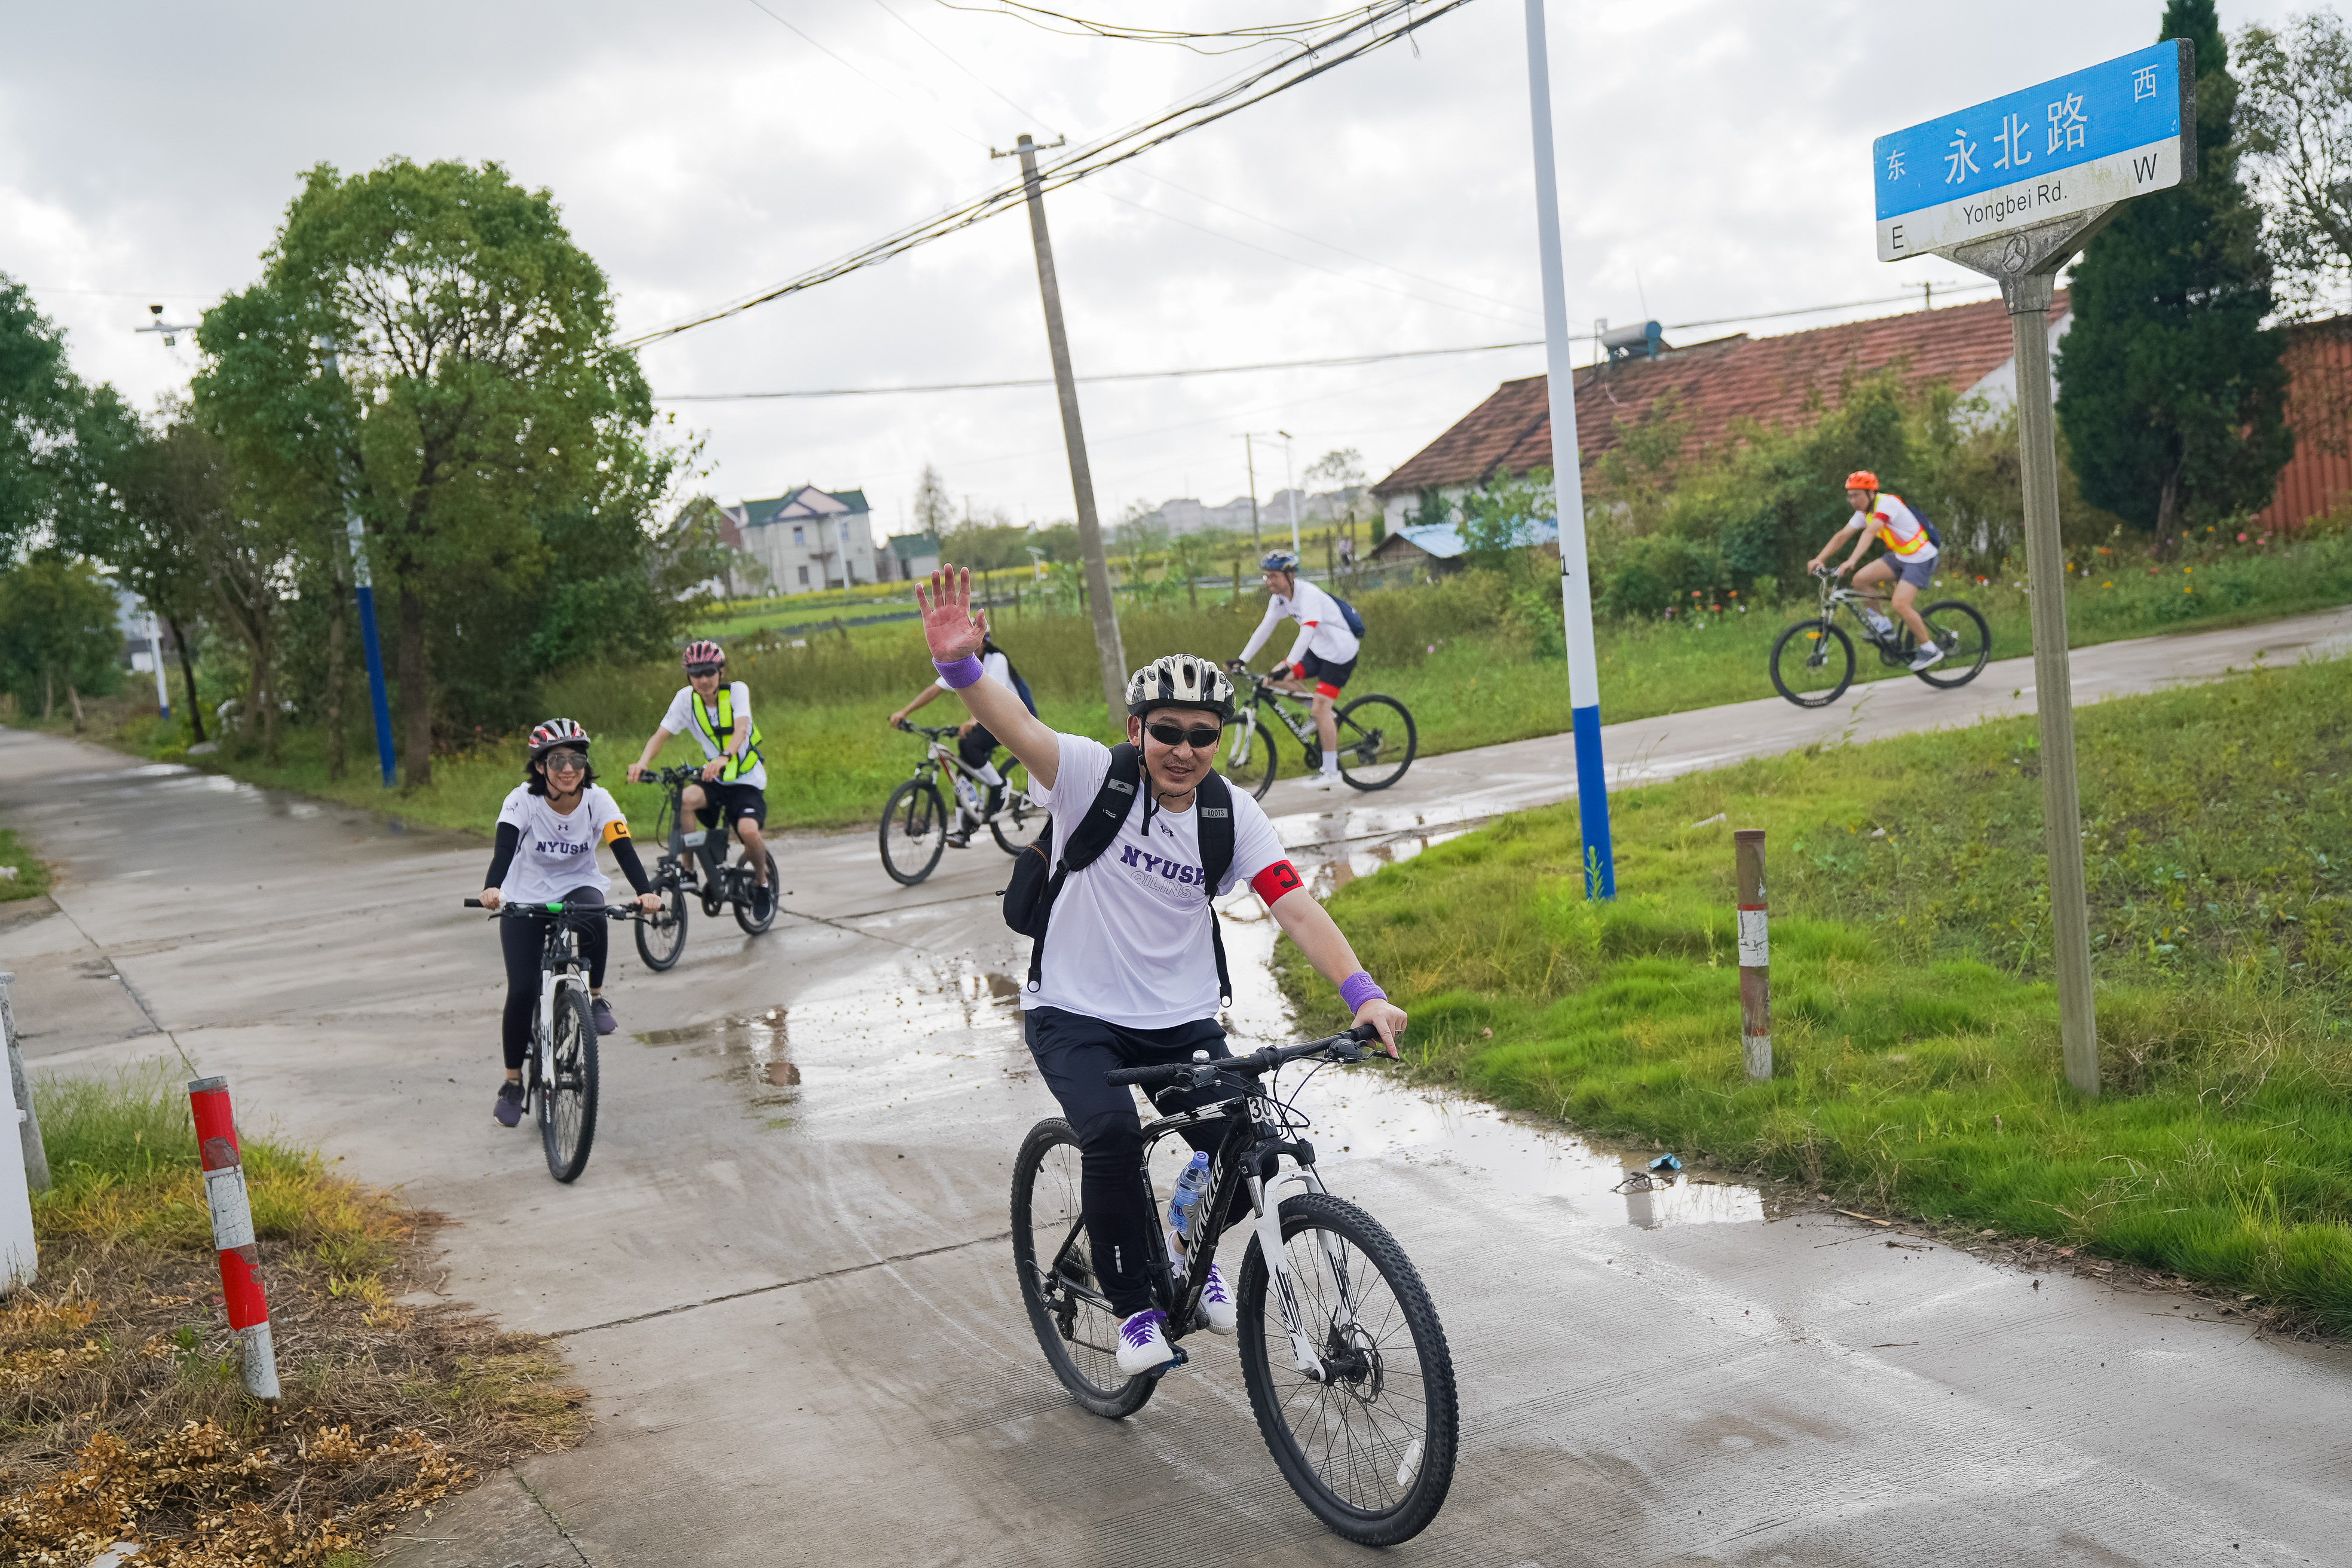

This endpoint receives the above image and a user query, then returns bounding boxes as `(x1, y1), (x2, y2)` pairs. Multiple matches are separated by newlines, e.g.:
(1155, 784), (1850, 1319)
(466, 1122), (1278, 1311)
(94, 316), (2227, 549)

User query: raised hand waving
(916, 565), (987, 664)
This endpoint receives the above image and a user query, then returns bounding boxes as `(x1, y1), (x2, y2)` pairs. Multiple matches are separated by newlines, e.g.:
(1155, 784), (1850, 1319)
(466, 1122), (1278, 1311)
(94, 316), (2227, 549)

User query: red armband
(1250, 860), (1304, 904)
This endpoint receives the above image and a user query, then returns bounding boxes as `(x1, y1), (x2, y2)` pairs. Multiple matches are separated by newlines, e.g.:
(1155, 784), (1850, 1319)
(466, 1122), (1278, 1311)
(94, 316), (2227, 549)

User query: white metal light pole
(144, 609), (170, 721)
(1278, 430), (1301, 557)
(1521, 0), (1615, 898)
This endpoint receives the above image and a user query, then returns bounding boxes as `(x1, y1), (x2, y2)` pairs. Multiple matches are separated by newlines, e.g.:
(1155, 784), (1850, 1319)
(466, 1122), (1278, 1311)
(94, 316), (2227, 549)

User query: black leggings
(1024, 1006), (1253, 1316)
(499, 886), (606, 1071)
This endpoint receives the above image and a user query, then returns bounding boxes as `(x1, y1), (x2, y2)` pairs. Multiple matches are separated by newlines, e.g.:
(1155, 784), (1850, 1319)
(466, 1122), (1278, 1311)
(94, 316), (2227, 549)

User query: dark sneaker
(944, 827), (972, 850)
(494, 1080), (524, 1128)
(1909, 644), (1947, 672)
(751, 882), (773, 920)
(591, 997), (618, 1035)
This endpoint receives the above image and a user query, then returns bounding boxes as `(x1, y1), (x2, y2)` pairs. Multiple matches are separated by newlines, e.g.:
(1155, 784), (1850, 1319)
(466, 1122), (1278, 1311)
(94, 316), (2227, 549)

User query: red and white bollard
(188, 1076), (279, 1400)
(1735, 829), (1771, 1083)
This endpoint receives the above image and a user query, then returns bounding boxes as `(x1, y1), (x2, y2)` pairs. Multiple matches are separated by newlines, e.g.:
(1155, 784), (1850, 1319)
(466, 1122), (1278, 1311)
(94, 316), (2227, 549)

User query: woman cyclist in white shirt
(477, 719), (662, 1128)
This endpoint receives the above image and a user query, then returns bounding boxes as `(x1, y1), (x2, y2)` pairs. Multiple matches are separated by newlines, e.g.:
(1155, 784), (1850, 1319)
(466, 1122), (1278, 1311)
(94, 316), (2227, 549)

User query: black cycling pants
(1024, 1006), (1254, 1316)
(499, 886), (606, 1071)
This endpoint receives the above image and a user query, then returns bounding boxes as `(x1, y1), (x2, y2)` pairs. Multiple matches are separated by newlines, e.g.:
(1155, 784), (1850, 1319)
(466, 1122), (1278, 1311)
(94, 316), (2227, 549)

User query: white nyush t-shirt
(1027, 733), (1288, 1028)
(495, 784), (632, 906)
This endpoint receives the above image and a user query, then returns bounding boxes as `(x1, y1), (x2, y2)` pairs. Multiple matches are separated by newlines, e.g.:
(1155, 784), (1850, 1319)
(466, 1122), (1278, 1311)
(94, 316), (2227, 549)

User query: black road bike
(633, 764), (779, 971)
(1010, 1025), (1459, 1545)
(1220, 669), (1417, 802)
(878, 720), (1044, 886)
(1769, 565), (1992, 708)
(464, 898), (635, 1183)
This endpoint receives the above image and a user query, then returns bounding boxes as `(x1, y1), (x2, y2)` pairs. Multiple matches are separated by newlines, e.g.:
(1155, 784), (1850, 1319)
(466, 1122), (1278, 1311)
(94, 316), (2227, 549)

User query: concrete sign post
(1521, 0), (1615, 899)
(1874, 38), (2196, 1097)
(1735, 831), (1771, 1083)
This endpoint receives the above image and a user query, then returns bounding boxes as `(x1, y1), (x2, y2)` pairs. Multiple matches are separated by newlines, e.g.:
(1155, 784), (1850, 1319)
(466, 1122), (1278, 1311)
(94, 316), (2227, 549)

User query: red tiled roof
(1373, 294), (2065, 496)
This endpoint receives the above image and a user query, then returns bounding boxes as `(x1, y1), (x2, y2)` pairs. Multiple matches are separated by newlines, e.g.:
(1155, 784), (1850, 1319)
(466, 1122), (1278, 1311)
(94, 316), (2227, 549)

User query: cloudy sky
(4, 0), (2304, 533)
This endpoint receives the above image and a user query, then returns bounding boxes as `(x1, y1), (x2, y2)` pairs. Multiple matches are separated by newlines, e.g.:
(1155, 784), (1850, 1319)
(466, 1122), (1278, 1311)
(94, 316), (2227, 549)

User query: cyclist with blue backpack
(889, 633), (1036, 846)
(1808, 470), (1945, 672)
(1233, 550), (1365, 791)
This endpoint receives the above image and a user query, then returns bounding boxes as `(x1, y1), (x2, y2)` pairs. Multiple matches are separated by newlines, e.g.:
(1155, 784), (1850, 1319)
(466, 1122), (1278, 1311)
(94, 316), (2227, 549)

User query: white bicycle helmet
(528, 716), (591, 758)
(1125, 654), (1235, 721)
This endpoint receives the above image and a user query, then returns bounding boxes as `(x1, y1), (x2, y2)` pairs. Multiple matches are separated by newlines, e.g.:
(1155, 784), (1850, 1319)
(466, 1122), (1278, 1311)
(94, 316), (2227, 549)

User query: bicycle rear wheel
(1224, 716), (1278, 801)
(540, 986), (599, 1183)
(990, 762), (1048, 855)
(1915, 599), (1991, 688)
(634, 879), (688, 971)
(1238, 1191), (1457, 1545)
(1335, 694), (1416, 791)
(1011, 1119), (1156, 1420)
(878, 779), (947, 886)
(1769, 619), (1855, 708)
(733, 849), (780, 935)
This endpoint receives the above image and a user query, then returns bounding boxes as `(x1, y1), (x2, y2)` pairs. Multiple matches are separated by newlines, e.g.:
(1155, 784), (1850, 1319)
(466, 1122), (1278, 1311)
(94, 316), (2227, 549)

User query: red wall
(2258, 320), (2352, 530)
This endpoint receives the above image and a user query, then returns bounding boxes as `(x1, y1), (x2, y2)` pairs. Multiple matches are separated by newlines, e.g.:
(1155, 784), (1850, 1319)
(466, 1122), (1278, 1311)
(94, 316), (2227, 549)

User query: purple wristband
(1339, 971), (1385, 1014)
(933, 654), (985, 690)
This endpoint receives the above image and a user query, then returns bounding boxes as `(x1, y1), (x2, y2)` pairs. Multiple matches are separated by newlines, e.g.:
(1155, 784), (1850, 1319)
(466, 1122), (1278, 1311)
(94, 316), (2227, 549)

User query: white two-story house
(724, 486), (877, 594)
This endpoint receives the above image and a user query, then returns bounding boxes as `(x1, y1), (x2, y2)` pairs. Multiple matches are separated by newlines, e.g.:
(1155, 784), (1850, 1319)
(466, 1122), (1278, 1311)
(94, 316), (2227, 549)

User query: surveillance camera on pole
(134, 302), (197, 349)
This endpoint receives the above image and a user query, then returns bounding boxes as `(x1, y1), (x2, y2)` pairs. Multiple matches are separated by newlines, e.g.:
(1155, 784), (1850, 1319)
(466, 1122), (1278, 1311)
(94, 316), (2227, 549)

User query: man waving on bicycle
(1235, 549), (1360, 791)
(918, 564), (1406, 1376)
(627, 640), (773, 921)
(1807, 470), (1944, 672)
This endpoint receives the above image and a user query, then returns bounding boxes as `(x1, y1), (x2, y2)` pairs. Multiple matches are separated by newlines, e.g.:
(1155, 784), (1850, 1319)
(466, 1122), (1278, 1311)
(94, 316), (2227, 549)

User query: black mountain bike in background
(1769, 566), (1991, 708)
(464, 898), (634, 1183)
(878, 720), (1044, 886)
(1220, 669), (1417, 801)
(633, 764), (778, 972)
(1010, 1024), (1459, 1545)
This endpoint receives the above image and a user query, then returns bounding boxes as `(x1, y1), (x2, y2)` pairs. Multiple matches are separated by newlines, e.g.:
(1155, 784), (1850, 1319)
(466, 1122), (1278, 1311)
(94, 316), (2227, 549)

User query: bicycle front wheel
(540, 986), (599, 1184)
(1238, 1191), (1457, 1545)
(733, 849), (780, 935)
(1769, 619), (1855, 708)
(634, 879), (688, 971)
(1010, 1119), (1157, 1420)
(1915, 599), (1991, 689)
(990, 762), (1048, 855)
(1335, 695), (1417, 791)
(1224, 715), (1278, 801)
(878, 779), (947, 886)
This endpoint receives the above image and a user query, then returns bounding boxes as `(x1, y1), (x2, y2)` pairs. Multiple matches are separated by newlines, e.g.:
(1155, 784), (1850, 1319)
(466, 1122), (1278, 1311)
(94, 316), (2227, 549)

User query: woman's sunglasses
(685, 664), (722, 678)
(543, 752), (589, 776)
(1146, 721), (1223, 751)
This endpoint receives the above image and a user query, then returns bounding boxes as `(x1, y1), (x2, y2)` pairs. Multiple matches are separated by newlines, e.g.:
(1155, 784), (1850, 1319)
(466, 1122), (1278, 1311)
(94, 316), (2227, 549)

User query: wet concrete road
(3, 608), (2351, 1565)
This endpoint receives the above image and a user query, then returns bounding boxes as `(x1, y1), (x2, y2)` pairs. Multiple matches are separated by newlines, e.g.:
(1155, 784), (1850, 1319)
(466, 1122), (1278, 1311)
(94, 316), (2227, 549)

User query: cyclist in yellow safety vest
(627, 639), (773, 920)
(1806, 469), (1946, 672)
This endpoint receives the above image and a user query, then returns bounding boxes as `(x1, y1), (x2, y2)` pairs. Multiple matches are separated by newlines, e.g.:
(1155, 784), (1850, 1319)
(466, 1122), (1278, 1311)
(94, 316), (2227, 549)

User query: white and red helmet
(682, 639), (725, 672)
(527, 717), (591, 758)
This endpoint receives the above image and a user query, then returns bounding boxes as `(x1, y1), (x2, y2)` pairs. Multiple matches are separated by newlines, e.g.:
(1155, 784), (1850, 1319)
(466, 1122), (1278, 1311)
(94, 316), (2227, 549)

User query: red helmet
(682, 639), (725, 672)
(528, 717), (590, 758)
(1843, 470), (1881, 492)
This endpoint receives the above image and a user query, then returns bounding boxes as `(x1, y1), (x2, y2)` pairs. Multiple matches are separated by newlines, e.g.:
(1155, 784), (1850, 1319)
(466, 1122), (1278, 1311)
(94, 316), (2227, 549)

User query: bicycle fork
(1250, 1165), (1363, 1382)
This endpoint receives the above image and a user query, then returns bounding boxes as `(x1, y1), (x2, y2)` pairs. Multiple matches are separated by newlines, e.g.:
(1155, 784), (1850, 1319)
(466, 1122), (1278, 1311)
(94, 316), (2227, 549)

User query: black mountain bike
(878, 721), (1044, 886)
(1010, 1025), (1459, 1545)
(464, 898), (635, 1183)
(633, 764), (779, 971)
(1769, 565), (1992, 708)
(1220, 669), (1417, 802)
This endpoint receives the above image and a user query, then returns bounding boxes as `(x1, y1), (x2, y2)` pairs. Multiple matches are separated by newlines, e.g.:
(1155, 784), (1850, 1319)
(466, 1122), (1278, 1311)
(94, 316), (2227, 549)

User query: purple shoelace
(1202, 1267), (1230, 1303)
(1120, 1310), (1166, 1348)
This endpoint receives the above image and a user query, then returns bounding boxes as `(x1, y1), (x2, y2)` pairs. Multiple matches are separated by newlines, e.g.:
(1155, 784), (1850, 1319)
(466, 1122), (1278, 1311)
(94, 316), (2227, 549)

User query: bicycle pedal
(1147, 1345), (1190, 1380)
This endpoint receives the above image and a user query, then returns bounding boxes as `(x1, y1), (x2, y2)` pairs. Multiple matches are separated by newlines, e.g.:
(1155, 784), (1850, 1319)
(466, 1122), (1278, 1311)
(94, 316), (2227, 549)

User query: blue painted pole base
(354, 586), (397, 788)
(1572, 703), (1615, 901)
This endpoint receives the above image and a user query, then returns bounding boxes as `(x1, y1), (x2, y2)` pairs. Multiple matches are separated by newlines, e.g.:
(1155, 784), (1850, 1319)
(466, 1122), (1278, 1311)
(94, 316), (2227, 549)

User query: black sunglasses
(686, 664), (722, 678)
(1146, 721), (1223, 751)
(542, 752), (589, 774)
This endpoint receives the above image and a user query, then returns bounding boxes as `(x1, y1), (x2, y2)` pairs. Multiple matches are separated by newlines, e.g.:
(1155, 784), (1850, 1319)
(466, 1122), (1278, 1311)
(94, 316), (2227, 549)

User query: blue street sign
(1875, 39), (2195, 261)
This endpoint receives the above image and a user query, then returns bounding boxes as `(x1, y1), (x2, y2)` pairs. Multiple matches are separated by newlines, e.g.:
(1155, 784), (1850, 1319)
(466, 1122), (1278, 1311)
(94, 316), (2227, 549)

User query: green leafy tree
(0, 552), (121, 724)
(2057, 1), (2293, 537)
(196, 158), (673, 787)
(2238, 11), (2352, 317)
(0, 278), (93, 555)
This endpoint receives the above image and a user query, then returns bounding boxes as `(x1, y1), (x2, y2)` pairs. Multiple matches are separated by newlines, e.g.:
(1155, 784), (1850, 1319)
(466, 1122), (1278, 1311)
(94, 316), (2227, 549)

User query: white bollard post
(0, 987), (33, 1291)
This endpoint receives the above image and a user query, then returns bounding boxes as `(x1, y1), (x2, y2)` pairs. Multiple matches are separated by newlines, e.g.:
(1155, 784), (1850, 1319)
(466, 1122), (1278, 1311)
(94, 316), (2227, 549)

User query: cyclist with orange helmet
(627, 639), (773, 920)
(477, 719), (662, 1128)
(1807, 470), (1945, 672)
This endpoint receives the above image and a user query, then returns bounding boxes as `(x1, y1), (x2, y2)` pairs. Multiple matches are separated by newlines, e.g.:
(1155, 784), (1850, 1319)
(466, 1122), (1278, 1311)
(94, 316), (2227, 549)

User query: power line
(870, 0), (1056, 131)
(742, 0), (991, 148)
(654, 282), (2010, 401)
(936, 2), (1398, 56)
(617, 0), (1478, 349)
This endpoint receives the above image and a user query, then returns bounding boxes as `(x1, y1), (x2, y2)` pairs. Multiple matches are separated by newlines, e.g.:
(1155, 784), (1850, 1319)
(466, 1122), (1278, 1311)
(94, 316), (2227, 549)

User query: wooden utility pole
(999, 134), (1125, 720)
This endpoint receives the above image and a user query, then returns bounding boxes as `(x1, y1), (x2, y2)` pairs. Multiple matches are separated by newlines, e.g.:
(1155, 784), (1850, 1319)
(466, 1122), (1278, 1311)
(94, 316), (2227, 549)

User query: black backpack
(1901, 495), (1943, 552)
(1002, 743), (1236, 1004)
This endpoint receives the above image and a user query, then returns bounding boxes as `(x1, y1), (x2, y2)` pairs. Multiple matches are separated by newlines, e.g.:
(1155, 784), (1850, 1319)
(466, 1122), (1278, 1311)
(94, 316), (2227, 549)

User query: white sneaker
(1200, 1263), (1238, 1334)
(1909, 644), (1946, 672)
(1116, 1308), (1176, 1374)
(1307, 769), (1339, 791)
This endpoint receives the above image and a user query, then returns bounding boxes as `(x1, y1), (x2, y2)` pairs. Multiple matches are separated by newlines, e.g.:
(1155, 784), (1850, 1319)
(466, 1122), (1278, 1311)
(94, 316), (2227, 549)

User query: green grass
(0, 827), (47, 904)
(1281, 656), (2352, 1330)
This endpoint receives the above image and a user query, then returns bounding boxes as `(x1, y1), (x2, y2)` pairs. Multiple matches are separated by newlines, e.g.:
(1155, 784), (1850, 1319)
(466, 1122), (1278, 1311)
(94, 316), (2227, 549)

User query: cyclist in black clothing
(887, 634), (1022, 846)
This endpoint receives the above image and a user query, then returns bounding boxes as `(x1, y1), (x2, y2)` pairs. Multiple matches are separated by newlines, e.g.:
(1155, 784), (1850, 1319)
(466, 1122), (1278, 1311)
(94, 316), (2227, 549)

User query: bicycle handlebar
(465, 898), (640, 919)
(896, 719), (960, 739)
(1104, 1023), (1383, 1090)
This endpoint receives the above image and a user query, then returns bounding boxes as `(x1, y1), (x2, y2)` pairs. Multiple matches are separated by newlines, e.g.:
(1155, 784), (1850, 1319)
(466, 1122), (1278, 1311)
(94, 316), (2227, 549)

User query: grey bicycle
(1769, 565), (1991, 708)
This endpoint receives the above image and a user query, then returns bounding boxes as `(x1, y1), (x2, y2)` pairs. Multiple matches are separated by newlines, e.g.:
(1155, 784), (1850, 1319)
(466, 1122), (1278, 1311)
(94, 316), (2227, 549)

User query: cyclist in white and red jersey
(1807, 470), (1945, 672)
(1233, 550), (1359, 791)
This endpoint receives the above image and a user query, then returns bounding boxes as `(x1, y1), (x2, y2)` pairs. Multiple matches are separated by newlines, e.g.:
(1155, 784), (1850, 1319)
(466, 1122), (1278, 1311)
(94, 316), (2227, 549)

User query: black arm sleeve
(484, 822), (520, 889)
(611, 837), (653, 896)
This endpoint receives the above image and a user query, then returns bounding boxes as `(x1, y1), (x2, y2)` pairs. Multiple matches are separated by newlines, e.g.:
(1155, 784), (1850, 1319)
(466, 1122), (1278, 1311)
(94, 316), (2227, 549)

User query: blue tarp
(1389, 518), (1559, 560)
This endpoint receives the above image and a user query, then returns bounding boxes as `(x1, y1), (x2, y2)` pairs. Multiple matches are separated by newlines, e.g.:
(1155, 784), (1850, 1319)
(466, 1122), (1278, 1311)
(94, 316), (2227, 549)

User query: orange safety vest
(1872, 494), (1933, 556)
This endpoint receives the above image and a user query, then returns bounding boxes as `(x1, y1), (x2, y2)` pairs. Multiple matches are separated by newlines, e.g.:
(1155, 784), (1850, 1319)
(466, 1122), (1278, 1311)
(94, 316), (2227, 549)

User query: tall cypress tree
(2057, 0), (2293, 536)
